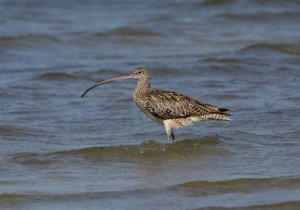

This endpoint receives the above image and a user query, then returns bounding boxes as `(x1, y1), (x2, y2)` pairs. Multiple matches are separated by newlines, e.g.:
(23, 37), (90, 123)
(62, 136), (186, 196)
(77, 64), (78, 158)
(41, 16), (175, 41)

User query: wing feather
(134, 89), (226, 120)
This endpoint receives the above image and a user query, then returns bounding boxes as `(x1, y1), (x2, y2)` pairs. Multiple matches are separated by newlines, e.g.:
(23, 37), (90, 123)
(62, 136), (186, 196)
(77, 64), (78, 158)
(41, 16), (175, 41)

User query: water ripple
(35, 72), (79, 81)
(10, 137), (227, 165)
(240, 43), (300, 55)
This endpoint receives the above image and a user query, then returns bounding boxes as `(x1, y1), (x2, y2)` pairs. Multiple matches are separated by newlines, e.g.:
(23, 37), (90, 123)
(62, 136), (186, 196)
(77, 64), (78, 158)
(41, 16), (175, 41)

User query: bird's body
(81, 68), (230, 143)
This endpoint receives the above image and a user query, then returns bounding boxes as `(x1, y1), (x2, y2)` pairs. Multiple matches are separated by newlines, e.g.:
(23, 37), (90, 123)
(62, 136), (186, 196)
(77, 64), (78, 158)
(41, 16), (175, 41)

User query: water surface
(1, 0), (300, 209)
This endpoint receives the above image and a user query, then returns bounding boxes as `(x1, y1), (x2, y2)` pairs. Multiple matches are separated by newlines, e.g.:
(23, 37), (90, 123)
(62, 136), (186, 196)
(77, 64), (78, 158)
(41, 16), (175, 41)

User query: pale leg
(163, 120), (175, 143)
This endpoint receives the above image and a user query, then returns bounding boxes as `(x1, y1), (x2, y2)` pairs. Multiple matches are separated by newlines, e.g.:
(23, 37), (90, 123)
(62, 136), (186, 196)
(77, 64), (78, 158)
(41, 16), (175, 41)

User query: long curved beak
(81, 74), (133, 97)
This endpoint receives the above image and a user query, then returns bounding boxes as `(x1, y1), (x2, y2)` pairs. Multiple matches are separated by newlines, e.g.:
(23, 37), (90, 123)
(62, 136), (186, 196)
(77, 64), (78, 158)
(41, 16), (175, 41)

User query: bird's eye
(138, 71), (141, 74)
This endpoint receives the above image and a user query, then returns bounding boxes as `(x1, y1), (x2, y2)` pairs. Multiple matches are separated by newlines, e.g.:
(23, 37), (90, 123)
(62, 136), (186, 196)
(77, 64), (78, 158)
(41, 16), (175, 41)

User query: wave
(202, 57), (243, 64)
(218, 11), (300, 22)
(10, 152), (61, 166)
(93, 26), (163, 37)
(199, 0), (234, 7)
(174, 176), (300, 192)
(35, 72), (79, 81)
(55, 137), (220, 154)
(239, 43), (300, 55)
(0, 34), (60, 44)
(202, 201), (300, 210)
(0, 126), (37, 137)
(1, 176), (300, 208)
(10, 137), (225, 165)
(1, 194), (299, 209)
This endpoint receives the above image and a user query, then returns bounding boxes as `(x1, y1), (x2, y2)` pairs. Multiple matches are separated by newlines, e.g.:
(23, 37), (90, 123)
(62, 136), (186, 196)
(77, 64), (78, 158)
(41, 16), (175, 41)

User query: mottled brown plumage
(81, 67), (230, 143)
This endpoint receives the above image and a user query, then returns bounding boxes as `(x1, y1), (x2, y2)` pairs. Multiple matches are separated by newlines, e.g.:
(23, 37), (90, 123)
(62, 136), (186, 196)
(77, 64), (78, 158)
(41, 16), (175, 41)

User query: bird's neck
(135, 79), (150, 94)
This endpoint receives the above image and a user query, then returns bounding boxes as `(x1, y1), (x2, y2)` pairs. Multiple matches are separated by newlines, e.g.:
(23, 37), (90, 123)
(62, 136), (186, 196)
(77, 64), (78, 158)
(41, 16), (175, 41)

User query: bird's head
(81, 67), (150, 97)
(130, 67), (150, 80)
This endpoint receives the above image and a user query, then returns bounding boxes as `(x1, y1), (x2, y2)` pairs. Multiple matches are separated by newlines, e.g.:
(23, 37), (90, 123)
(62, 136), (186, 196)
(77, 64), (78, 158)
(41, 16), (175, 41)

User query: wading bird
(81, 68), (230, 143)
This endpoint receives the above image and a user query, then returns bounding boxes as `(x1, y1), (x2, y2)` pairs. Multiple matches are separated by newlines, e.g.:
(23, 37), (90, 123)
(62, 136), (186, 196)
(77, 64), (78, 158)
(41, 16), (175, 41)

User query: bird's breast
(133, 93), (163, 124)
(135, 101), (163, 124)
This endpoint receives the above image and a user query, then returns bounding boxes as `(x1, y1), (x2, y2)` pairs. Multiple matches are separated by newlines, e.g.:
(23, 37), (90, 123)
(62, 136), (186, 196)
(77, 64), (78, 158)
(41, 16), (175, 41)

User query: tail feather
(209, 107), (231, 121)
(207, 113), (231, 121)
(218, 107), (231, 113)
(220, 112), (231, 117)
(198, 104), (231, 120)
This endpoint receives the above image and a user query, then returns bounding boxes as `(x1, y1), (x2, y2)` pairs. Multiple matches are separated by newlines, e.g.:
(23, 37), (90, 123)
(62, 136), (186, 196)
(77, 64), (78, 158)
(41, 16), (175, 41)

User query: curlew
(81, 68), (231, 143)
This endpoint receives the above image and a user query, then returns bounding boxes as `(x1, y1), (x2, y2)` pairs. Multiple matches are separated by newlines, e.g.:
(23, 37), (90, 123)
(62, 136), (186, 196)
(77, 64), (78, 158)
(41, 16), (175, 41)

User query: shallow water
(1, 0), (300, 209)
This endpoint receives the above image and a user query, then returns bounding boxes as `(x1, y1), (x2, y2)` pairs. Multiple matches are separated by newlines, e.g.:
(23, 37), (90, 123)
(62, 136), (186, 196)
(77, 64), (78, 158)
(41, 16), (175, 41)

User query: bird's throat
(135, 79), (150, 93)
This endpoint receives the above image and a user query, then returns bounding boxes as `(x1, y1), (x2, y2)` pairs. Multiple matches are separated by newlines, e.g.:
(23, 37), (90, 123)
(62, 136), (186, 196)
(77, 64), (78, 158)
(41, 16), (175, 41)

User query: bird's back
(134, 88), (230, 122)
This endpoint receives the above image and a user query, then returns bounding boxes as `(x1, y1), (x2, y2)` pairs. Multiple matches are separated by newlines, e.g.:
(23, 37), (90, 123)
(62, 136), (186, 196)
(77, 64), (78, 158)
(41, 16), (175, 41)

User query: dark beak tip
(80, 73), (130, 99)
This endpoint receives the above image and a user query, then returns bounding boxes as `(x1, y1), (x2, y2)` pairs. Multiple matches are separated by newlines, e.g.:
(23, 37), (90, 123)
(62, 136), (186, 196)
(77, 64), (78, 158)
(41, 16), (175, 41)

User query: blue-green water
(1, 0), (300, 209)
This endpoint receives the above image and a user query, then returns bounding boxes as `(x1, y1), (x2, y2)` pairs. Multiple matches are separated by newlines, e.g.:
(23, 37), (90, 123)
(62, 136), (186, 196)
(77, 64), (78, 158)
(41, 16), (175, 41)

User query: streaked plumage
(81, 67), (230, 143)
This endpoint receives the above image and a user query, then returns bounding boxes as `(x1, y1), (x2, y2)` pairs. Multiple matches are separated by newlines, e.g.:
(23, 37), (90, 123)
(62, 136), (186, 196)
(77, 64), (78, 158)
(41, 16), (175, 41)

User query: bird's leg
(167, 131), (175, 143)
(163, 120), (175, 143)
(170, 132), (175, 142)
